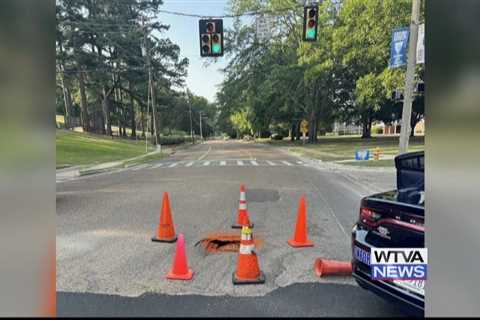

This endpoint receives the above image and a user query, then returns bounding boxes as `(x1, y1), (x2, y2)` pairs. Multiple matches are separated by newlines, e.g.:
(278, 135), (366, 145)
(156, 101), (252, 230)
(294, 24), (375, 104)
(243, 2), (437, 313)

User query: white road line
(220, 161), (226, 166)
(251, 160), (259, 166)
(296, 161), (304, 165)
(197, 145), (212, 161)
(203, 161), (211, 166)
(185, 161), (195, 167)
(131, 164), (150, 171)
(282, 161), (293, 166)
(237, 160), (244, 166)
(266, 160), (276, 166)
(152, 163), (164, 169)
(168, 162), (179, 168)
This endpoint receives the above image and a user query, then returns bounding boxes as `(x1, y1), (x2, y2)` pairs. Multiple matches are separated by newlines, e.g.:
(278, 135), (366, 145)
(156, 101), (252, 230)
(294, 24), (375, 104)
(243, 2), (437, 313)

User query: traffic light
(199, 19), (224, 57)
(303, 5), (318, 41)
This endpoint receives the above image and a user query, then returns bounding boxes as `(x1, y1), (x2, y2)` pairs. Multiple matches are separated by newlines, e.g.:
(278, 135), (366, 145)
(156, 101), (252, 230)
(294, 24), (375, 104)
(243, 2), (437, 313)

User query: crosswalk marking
(57, 158), (313, 182)
(132, 164), (149, 171)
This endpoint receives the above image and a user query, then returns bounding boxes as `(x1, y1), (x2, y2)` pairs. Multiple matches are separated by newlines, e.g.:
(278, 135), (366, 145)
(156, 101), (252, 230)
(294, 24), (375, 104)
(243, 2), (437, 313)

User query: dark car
(351, 151), (425, 316)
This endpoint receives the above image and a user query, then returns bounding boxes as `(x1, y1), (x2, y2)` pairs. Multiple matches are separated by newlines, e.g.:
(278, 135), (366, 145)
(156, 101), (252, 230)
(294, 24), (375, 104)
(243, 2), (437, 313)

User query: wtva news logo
(371, 248), (427, 280)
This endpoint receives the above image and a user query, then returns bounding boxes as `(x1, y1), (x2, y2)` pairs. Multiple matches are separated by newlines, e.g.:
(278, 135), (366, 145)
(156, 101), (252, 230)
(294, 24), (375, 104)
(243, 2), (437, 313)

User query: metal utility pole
(399, 0), (420, 154)
(143, 20), (159, 150)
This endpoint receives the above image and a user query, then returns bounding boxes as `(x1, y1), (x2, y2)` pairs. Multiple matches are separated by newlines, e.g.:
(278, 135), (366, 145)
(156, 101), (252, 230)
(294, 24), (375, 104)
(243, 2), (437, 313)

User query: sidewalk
(56, 148), (161, 182)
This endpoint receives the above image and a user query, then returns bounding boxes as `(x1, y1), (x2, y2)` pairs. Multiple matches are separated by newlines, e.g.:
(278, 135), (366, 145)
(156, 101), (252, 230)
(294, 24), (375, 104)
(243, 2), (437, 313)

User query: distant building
(331, 118), (424, 136)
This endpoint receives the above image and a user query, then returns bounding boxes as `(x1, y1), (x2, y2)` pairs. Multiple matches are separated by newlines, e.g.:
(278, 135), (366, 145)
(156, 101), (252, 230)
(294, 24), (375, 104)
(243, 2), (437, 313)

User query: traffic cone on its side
(152, 192), (177, 243)
(167, 233), (193, 280)
(288, 195), (314, 248)
(232, 184), (254, 229)
(232, 226), (265, 285)
(314, 258), (352, 277)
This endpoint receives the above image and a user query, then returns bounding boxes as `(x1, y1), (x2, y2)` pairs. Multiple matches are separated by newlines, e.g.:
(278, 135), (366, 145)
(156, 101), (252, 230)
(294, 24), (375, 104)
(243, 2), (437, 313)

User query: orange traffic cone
(314, 258), (352, 277)
(288, 195), (314, 248)
(232, 226), (265, 285)
(232, 184), (254, 229)
(167, 233), (193, 280)
(152, 192), (177, 243)
(41, 243), (56, 317)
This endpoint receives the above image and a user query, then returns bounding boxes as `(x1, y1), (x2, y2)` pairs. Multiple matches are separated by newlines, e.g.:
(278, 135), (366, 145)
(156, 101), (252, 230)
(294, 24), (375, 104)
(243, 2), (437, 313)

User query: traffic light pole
(399, 0), (420, 154)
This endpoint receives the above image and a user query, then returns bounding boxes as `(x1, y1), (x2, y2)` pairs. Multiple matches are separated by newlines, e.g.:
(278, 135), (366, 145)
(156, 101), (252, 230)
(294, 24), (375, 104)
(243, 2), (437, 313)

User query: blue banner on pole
(389, 27), (409, 68)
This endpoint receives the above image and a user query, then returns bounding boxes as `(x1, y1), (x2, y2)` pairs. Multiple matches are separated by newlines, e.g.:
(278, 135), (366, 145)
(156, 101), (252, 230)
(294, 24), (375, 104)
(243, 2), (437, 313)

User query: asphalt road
(56, 140), (404, 317)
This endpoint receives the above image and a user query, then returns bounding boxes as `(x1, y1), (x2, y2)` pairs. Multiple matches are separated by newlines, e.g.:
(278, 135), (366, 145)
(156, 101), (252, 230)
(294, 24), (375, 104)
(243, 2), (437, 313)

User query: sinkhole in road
(195, 232), (264, 254)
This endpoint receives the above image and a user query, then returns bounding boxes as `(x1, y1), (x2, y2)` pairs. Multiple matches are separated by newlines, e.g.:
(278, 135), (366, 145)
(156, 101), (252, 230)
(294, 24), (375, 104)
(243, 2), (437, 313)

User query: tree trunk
(294, 120), (301, 141)
(410, 112), (421, 137)
(78, 71), (89, 132)
(129, 81), (136, 138)
(102, 87), (112, 136)
(308, 110), (317, 143)
(361, 114), (372, 139)
(141, 106), (146, 138)
(61, 75), (73, 129)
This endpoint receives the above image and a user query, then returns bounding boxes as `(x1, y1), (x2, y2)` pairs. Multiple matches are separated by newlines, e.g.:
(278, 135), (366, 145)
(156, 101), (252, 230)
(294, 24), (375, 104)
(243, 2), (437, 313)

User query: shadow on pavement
(58, 282), (411, 317)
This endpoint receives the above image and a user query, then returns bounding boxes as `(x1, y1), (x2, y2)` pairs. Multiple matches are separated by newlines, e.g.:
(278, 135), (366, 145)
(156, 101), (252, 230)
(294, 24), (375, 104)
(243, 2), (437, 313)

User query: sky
(156, 0), (233, 103)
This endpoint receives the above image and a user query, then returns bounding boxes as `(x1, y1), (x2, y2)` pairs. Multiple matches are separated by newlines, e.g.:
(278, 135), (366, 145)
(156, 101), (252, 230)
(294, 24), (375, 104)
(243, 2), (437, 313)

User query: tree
(56, 0), (190, 142)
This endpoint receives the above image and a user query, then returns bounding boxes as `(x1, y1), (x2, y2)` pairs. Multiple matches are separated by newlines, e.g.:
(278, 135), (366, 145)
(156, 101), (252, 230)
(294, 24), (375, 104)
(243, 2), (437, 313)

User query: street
(56, 140), (405, 316)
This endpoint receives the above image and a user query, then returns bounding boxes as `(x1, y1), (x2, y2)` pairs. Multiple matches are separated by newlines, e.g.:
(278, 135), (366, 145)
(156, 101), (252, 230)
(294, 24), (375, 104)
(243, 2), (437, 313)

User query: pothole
(195, 232), (264, 254)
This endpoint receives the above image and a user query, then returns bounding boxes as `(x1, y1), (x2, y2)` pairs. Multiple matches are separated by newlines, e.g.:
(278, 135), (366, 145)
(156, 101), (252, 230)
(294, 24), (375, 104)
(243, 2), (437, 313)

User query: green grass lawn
(56, 130), (156, 168)
(264, 135), (424, 167)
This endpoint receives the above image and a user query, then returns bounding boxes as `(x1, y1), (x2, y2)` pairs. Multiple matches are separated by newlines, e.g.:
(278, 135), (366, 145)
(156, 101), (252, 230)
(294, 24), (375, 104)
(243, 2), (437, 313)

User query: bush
(371, 126), (384, 135)
(159, 135), (186, 145)
(243, 135), (253, 141)
(271, 133), (284, 140)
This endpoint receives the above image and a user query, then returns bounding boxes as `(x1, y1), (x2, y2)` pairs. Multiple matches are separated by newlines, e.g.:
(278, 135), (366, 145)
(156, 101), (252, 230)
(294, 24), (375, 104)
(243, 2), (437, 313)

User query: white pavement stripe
(152, 163), (165, 169)
(203, 161), (210, 166)
(220, 161), (227, 166)
(237, 160), (244, 166)
(282, 161), (293, 166)
(266, 160), (276, 166)
(131, 164), (150, 171)
(296, 161), (304, 165)
(185, 161), (195, 167)
(251, 160), (259, 166)
(168, 162), (179, 168)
